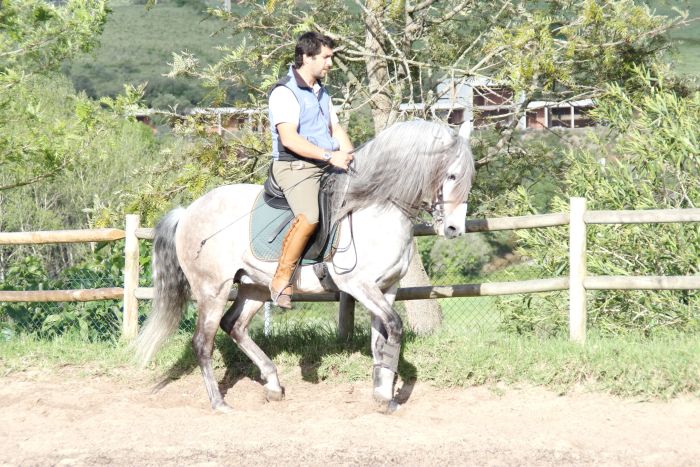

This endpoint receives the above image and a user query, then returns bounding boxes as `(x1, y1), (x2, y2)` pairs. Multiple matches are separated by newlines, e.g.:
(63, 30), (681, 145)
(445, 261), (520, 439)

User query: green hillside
(62, 0), (700, 111)
(62, 0), (232, 110)
(647, 0), (700, 76)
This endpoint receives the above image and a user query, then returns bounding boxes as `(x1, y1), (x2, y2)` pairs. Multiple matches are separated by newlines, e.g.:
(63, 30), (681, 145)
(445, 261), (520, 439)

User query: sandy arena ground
(1, 367), (699, 466)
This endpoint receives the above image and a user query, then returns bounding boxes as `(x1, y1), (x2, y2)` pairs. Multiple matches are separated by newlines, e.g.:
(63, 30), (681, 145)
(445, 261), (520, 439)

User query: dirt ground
(1, 367), (699, 466)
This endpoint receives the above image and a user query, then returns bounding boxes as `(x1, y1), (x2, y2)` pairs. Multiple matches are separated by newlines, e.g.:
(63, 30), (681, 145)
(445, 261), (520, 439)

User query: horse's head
(430, 136), (474, 239)
(331, 119), (475, 230)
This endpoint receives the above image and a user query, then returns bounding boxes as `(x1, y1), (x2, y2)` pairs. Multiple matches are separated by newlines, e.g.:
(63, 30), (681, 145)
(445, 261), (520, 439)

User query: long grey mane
(330, 119), (474, 222)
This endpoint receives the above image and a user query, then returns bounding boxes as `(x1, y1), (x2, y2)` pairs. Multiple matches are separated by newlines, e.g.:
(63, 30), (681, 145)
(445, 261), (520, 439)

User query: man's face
(304, 45), (333, 80)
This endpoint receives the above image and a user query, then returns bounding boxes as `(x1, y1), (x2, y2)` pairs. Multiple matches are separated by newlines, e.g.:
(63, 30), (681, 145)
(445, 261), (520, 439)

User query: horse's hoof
(373, 388), (393, 404)
(213, 401), (234, 414)
(264, 384), (285, 402)
(373, 398), (400, 414)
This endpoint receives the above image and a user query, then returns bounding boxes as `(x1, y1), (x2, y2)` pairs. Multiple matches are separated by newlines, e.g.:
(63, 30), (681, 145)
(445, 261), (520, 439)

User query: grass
(2, 325), (699, 399)
(653, 0), (700, 76)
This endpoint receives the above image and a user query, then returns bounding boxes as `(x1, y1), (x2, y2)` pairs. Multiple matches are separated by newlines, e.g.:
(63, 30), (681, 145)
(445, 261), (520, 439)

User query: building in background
(400, 77), (595, 137)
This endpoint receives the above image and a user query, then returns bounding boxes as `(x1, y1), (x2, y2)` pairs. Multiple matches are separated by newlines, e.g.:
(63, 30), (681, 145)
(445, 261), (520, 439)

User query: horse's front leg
(346, 282), (403, 409)
(371, 284), (399, 404)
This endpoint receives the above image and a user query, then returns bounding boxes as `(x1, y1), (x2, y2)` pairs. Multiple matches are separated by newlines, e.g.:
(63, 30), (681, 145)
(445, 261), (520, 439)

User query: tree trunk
(401, 239), (443, 335)
(363, 0), (393, 131)
(362, 0), (443, 334)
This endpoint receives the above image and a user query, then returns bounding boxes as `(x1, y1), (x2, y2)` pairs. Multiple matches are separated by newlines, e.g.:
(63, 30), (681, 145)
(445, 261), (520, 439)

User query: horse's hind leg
(192, 290), (231, 413)
(220, 285), (285, 401)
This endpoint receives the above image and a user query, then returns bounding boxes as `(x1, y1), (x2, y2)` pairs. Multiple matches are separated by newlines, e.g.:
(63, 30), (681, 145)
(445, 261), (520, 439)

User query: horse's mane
(330, 119), (474, 222)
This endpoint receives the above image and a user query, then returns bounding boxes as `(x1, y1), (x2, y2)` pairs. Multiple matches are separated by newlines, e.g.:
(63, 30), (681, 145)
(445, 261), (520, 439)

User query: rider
(268, 31), (354, 309)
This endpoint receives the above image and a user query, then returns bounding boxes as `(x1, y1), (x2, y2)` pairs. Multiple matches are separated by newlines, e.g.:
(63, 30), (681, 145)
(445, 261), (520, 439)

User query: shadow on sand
(151, 322), (418, 407)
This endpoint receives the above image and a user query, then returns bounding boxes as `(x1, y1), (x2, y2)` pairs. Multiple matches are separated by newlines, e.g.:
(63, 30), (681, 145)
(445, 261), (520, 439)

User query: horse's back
(184, 184), (262, 225)
(174, 183), (262, 281)
(189, 183), (262, 210)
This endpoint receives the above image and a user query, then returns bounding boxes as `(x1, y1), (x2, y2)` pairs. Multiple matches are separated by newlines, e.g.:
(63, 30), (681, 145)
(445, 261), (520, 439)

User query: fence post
(122, 214), (140, 340)
(338, 292), (355, 342)
(569, 197), (587, 343)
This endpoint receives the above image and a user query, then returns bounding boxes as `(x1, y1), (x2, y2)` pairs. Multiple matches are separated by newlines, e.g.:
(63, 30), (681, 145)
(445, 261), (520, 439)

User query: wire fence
(0, 232), (549, 341)
(2, 207), (697, 342)
(0, 242), (124, 341)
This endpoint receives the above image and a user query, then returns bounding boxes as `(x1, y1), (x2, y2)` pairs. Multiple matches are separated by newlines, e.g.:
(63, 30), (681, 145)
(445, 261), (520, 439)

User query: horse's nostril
(445, 225), (457, 238)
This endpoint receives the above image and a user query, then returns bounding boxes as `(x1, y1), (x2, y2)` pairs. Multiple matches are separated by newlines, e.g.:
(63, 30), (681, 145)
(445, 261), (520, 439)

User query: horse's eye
(448, 174), (457, 181)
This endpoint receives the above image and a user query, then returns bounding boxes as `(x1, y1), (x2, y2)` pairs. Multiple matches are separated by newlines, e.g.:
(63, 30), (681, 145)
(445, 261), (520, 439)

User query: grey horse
(134, 119), (475, 413)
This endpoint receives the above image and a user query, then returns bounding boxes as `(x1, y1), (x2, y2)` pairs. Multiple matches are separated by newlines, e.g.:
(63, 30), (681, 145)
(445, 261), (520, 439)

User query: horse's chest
(380, 241), (414, 284)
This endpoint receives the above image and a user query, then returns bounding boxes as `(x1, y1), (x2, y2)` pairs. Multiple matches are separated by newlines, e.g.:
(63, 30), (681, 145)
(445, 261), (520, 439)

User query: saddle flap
(250, 187), (338, 265)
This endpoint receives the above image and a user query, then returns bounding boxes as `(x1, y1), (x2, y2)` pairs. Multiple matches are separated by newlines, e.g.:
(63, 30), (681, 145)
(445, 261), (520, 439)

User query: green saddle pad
(249, 191), (337, 264)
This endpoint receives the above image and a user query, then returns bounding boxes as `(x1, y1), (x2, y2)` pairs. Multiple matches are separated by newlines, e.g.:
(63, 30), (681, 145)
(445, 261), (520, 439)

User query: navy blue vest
(269, 66), (338, 161)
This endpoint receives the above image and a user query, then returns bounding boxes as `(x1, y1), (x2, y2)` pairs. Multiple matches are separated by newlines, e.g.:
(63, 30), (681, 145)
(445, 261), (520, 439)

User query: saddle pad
(249, 191), (337, 264)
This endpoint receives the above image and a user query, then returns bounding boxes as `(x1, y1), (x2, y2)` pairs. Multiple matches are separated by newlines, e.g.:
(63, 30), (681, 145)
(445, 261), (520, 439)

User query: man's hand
(329, 150), (353, 171)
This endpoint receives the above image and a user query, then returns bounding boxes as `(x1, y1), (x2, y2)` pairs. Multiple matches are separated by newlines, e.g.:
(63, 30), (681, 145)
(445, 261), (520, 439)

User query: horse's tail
(134, 207), (190, 367)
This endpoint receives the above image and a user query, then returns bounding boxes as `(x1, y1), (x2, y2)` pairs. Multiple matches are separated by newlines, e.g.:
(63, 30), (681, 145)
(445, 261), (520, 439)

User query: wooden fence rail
(1, 200), (698, 342)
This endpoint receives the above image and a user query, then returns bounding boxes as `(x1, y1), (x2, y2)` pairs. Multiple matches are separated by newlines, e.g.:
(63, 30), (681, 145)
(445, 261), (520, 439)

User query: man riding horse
(268, 32), (354, 309)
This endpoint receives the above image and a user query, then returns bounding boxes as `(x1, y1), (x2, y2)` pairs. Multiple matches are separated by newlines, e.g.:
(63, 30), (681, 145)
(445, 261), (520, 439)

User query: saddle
(251, 165), (338, 265)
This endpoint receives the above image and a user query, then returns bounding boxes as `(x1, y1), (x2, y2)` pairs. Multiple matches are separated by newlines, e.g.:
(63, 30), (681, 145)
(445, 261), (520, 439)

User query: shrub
(498, 67), (700, 336)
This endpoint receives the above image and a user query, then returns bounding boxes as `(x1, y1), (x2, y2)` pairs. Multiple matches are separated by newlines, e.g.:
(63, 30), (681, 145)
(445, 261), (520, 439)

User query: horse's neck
(338, 204), (414, 246)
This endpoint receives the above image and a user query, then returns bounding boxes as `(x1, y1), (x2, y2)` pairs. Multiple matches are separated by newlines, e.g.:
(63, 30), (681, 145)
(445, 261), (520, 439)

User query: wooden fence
(1, 198), (698, 343)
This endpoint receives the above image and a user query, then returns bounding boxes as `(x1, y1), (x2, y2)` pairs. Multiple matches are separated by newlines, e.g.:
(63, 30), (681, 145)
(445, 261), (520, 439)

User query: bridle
(421, 185), (446, 229)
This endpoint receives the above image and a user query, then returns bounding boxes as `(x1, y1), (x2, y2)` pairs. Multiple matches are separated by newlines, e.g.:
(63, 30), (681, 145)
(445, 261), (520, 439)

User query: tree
(0, 0), (164, 277)
(163, 0), (686, 332)
(498, 65), (699, 336)
(0, 0), (109, 190)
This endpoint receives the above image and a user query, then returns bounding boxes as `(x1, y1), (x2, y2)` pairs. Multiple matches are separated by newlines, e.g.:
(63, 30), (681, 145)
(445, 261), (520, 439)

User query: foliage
(498, 66), (700, 336)
(131, 0), (688, 219)
(119, 119), (271, 226)
(0, 0), (170, 341)
(0, 0), (108, 86)
(0, 75), (163, 273)
(168, 0), (683, 132)
(0, 0), (112, 192)
(0, 245), (125, 341)
(418, 234), (489, 279)
(651, 0), (700, 77)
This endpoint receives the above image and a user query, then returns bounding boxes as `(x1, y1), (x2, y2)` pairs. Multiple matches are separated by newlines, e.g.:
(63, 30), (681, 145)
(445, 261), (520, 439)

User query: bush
(498, 67), (700, 336)
(428, 234), (492, 278)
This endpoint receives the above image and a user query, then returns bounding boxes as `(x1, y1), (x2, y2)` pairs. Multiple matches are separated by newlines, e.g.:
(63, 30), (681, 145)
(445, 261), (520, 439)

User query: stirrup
(270, 284), (293, 309)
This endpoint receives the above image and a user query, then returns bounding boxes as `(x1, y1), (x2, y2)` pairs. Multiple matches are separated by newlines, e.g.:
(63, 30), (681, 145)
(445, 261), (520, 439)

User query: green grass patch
(2, 326), (698, 399)
(406, 329), (700, 398)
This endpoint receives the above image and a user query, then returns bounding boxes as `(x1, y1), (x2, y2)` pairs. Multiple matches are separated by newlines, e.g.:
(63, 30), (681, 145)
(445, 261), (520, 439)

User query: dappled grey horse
(135, 119), (475, 412)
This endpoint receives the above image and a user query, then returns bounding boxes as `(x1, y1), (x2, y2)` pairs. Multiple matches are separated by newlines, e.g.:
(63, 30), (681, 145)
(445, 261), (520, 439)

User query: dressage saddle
(262, 165), (337, 262)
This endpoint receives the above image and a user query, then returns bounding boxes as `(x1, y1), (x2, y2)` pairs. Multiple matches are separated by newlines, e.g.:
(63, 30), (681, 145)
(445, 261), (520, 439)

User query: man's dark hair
(294, 32), (335, 68)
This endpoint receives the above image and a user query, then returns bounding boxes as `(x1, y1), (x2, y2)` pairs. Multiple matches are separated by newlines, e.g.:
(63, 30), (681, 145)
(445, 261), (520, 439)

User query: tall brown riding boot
(270, 214), (317, 309)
